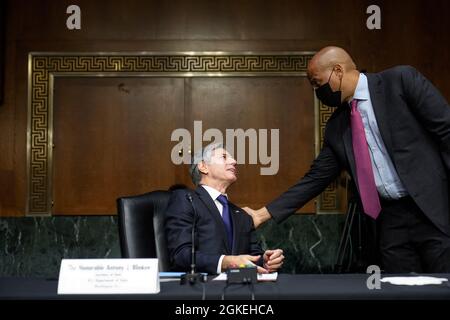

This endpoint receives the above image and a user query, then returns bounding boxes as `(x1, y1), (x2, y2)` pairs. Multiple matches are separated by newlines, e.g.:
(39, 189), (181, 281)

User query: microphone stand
(180, 193), (207, 285)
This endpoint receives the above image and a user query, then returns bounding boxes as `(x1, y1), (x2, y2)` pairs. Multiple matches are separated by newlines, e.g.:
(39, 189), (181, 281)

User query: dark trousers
(378, 196), (450, 273)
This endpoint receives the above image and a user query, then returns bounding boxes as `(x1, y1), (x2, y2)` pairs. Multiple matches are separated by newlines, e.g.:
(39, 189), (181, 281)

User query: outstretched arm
(244, 140), (341, 227)
(242, 206), (271, 229)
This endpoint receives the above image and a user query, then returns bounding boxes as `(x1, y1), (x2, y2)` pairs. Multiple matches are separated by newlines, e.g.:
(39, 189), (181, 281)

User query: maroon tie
(350, 99), (381, 219)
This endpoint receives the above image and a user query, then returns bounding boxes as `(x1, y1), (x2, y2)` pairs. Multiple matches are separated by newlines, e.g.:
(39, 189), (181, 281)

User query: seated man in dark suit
(165, 142), (284, 275)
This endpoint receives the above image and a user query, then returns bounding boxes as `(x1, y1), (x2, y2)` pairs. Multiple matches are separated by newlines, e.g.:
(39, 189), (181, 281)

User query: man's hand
(222, 254), (268, 274)
(242, 206), (272, 228)
(263, 249), (284, 273)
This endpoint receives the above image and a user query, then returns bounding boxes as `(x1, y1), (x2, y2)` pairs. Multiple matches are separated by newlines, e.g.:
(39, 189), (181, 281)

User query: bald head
(307, 46), (360, 104)
(308, 46), (357, 78)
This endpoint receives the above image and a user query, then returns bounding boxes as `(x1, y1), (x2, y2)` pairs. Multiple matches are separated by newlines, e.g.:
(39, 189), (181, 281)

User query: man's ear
(334, 64), (344, 79)
(197, 160), (208, 175)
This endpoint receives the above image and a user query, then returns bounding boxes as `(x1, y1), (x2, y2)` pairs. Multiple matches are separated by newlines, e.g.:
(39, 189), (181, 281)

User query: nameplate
(57, 258), (160, 294)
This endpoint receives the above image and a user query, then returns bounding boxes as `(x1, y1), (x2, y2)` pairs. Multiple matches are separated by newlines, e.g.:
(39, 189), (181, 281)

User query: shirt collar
(352, 73), (370, 102)
(200, 184), (228, 201)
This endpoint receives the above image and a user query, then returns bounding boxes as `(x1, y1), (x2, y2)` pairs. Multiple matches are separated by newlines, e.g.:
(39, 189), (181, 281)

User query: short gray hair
(190, 142), (224, 186)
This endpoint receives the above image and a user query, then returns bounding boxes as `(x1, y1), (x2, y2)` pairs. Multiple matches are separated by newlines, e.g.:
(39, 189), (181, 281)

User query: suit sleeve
(164, 190), (221, 275)
(266, 138), (342, 223)
(248, 221), (264, 266)
(401, 66), (450, 168)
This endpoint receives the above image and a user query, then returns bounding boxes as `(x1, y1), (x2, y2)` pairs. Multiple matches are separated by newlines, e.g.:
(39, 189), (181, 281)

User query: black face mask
(315, 69), (342, 108)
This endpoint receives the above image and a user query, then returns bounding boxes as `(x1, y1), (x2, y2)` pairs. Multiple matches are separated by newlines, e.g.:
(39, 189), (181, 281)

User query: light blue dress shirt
(351, 73), (408, 200)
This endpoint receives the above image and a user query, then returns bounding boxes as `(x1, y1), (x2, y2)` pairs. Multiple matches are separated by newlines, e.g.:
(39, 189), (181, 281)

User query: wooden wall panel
(53, 77), (185, 214)
(187, 77), (315, 212)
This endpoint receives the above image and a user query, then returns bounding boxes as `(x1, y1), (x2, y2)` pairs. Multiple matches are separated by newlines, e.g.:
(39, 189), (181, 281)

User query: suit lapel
(366, 73), (395, 158)
(195, 186), (230, 252)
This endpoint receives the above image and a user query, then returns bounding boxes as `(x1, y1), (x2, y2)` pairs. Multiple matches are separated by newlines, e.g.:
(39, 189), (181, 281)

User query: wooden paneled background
(1, 0), (449, 216)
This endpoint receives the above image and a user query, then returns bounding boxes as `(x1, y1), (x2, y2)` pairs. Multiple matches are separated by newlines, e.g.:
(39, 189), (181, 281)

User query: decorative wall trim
(315, 99), (347, 213)
(26, 52), (344, 215)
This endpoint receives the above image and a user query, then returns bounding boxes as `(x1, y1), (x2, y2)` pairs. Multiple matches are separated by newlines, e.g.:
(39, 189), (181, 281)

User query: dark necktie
(350, 99), (381, 219)
(216, 194), (233, 249)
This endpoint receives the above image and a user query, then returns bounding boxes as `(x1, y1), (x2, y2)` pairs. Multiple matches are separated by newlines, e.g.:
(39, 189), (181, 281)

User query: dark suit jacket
(165, 186), (264, 275)
(267, 65), (450, 236)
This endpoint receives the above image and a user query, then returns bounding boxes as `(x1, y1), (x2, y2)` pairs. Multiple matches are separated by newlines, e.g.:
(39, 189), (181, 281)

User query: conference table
(1, 273), (450, 300)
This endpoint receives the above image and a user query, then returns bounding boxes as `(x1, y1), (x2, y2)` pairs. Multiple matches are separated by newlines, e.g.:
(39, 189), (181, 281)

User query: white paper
(57, 258), (160, 294)
(213, 272), (278, 281)
(380, 276), (448, 286)
(213, 273), (228, 281)
(258, 272), (278, 281)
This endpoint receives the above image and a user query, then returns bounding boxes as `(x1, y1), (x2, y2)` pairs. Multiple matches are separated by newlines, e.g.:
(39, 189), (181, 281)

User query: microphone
(180, 192), (207, 285)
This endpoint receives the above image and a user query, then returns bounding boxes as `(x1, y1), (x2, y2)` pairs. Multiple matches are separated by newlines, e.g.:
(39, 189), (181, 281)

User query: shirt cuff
(217, 255), (225, 274)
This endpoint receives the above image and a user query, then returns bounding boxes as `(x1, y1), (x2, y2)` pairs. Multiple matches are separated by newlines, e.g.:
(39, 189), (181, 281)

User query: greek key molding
(316, 101), (346, 213)
(26, 52), (345, 215)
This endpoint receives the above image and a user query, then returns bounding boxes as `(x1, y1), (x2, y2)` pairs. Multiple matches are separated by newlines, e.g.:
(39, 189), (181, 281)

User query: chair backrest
(117, 190), (171, 272)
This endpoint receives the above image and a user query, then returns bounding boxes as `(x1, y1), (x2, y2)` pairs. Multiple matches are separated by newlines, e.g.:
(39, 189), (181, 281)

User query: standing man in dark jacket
(244, 46), (450, 273)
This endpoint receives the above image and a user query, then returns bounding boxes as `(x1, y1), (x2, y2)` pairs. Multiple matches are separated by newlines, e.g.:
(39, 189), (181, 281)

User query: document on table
(213, 272), (278, 281)
(380, 276), (448, 286)
(258, 272), (278, 282)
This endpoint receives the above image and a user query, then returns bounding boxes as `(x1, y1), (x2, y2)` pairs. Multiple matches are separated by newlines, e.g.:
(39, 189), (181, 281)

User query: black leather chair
(117, 190), (172, 272)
